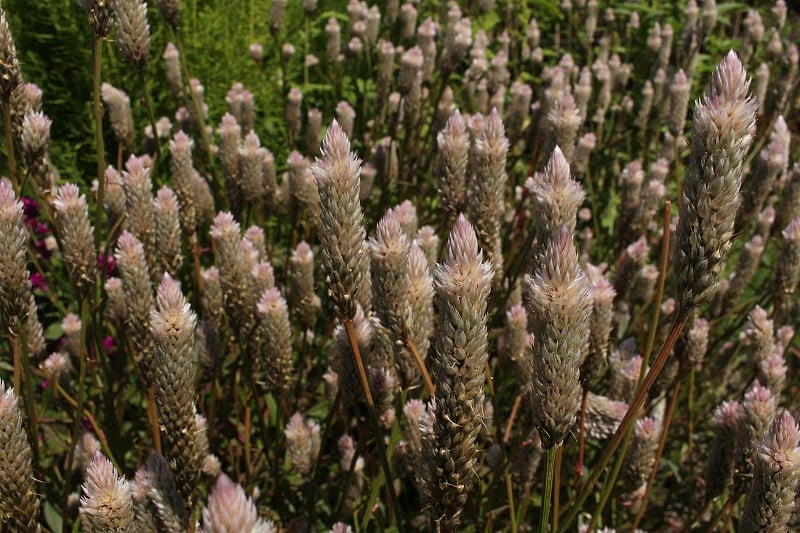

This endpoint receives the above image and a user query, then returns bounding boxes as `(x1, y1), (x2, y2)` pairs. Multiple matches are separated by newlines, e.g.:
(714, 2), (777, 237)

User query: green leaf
(44, 321), (63, 341)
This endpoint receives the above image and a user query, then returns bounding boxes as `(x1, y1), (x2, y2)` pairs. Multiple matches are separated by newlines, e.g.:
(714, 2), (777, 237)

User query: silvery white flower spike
(675, 51), (757, 310)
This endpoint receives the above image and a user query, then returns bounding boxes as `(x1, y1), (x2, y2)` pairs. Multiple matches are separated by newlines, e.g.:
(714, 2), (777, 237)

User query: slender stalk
(631, 375), (683, 530)
(1, 100), (19, 192)
(61, 297), (90, 528)
(505, 467), (518, 533)
(576, 389), (588, 478)
(503, 394), (523, 444)
(172, 31), (214, 169)
(540, 446), (558, 533)
(403, 335), (434, 396)
(91, 35), (106, 248)
(558, 201), (678, 532)
(553, 445), (562, 532)
(54, 383), (121, 472)
(146, 383), (162, 455)
(556, 312), (689, 533)
(139, 71), (162, 161)
(342, 318), (405, 532)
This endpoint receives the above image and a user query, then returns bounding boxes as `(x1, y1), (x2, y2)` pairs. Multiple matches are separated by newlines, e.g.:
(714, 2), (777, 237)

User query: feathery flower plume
(417, 215), (492, 528)
(168, 131), (197, 238)
(114, 0), (151, 70)
(311, 120), (368, 320)
(290, 241), (321, 327)
(526, 226), (593, 448)
(163, 43), (182, 100)
(0, 381), (40, 531)
(669, 69), (691, 136)
(132, 452), (187, 531)
(285, 412), (321, 477)
(0, 181), (32, 332)
(153, 186), (183, 276)
(200, 474), (275, 533)
(618, 417), (659, 494)
(151, 273), (203, 509)
(103, 166), (126, 228)
(675, 51), (757, 310)
(79, 0), (114, 38)
(218, 114), (242, 213)
(369, 211), (416, 383)
(527, 146), (585, 263)
(437, 110), (470, 218)
(101, 83), (135, 151)
(547, 92), (581, 162)
(209, 212), (258, 343)
(467, 108), (508, 285)
(720, 234), (764, 310)
(239, 131), (266, 202)
(80, 451), (135, 532)
(20, 110), (54, 192)
(0, 8), (21, 100)
(704, 401), (743, 501)
(256, 287), (293, 394)
(407, 242), (435, 364)
(54, 184), (98, 292)
(415, 225), (440, 272)
(156, 0), (180, 28)
(736, 381), (778, 492)
(585, 393), (628, 439)
(583, 275), (616, 386)
(741, 410), (800, 532)
(121, 155), (157, 275)
(774, 217), (800, 299)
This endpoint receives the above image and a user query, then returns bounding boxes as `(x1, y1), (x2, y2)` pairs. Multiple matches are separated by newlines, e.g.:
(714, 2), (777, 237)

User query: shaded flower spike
(290, 241), (321, 327)
(114, 0), (151, 70)
(0, 8), (21, 100)
(168, 130), (198, 238)
(101, 83), (135, 151)
(285, 412), (321, 477)
(80, 451), (135, 532)
(417, 214), (493, 529)
(526, 225), (593, 448)
(0, 181), (32, 332)
(54, 183), (98, 292)
(150, 273), (203, 509)
(115, 231), (155, 382)
(156, 0), (180, 28)
(200, 474), (276, 533)
(311, 120), (368, 320)
(741, 410), (800, 533)
(0, 380), (40, 531)
(256, 287), (293, 394)
(528, 145), (585, 261)
(468, 108), (509, 286)
(675, 50), (757, 310)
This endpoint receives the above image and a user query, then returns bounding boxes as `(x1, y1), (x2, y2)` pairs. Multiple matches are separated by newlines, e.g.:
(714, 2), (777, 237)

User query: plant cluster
(0, 0), (800, 532)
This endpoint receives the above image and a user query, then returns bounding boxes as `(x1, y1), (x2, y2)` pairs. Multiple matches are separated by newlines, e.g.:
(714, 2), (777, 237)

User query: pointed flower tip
(709, 50), (750, 103)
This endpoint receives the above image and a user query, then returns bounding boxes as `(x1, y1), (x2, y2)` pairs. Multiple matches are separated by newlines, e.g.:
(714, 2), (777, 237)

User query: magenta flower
(30, 272), (48, 291)
(102, 336), (115, 354)
(34, 239), (53, 260)
(97, 253), (116, 275)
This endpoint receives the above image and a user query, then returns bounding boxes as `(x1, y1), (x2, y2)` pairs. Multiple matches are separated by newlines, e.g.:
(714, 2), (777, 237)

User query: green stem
(556, 312), (688, 533)
(342, 318), (405, 533)
(91, 35), (106, 248)
(173, 30), (215, 171)
(139, 70), (162, 161)
(540, 446), (557, 533)
(2, 100), (19, 193)
(61, 297), (90, 529)
(505, 467), (518, 533)
(631, 375), (683, 531)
